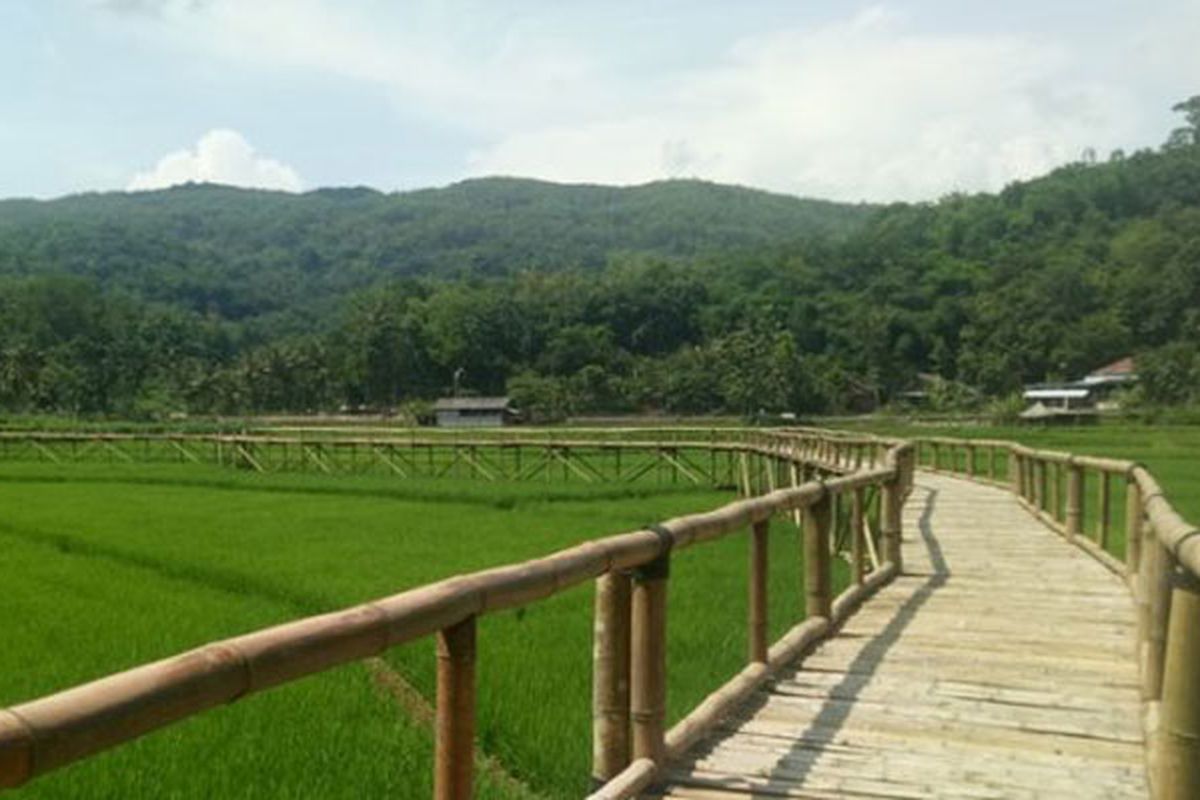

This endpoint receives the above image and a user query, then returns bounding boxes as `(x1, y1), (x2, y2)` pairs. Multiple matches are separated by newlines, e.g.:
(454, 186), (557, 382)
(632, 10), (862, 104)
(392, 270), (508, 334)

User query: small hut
(432, 397), (516, 428)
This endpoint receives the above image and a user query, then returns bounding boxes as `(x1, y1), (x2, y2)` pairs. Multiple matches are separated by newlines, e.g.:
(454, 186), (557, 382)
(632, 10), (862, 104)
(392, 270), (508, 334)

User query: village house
(432, 396), (517, 428)
(1020, 357), (1137, 422)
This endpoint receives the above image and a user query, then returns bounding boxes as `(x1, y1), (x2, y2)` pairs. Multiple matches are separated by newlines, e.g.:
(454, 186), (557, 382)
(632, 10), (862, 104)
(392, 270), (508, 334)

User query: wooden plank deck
(658, 472), (1148, 799)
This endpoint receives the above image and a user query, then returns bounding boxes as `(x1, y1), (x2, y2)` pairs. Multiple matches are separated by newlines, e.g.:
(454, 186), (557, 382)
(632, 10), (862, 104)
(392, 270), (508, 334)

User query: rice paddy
(6, 421), (1189, 798)
(0, 455), (830, 799)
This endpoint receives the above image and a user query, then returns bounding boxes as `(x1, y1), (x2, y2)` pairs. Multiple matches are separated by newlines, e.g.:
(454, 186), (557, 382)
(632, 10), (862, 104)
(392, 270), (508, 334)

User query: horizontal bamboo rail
(914, 435), (1200, 800)
(0, 428), (913, 799)
(0, 428), (894, 489)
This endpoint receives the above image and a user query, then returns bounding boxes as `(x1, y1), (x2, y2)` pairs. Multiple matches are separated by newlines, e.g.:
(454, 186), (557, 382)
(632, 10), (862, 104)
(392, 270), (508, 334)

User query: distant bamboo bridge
(0, 427), (1196, 798)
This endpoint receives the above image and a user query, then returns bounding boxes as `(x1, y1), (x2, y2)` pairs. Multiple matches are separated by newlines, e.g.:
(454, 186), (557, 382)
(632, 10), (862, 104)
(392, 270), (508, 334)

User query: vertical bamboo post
(882, 475), (903, 573)
(1011, 451), (1022, 496)
(749, 520), (769, 664)
(1142, 527), (1172, 702)
(434, 616), (476, 800)
(804, 491), (832, 620)
(931, 442), (940, 471)
(1049, 462), (1061, 522)
(1098, 472), (1112, 550)
(592, 573), (631, 786)
(966, 444), (976, 478)
(1125, 475), (1143, 577)
(1033, 459), (1045, 511)
(1066, 461), (1083, 541)
(630, 546), (670, 768)
(851, 487), (866, 585)
(1158, 563), (1200, 798)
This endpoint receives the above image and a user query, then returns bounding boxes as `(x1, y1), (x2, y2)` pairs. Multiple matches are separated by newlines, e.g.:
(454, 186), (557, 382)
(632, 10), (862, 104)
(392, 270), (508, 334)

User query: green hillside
(0, 177), (871, 320)
(0, 102), (1197, 418)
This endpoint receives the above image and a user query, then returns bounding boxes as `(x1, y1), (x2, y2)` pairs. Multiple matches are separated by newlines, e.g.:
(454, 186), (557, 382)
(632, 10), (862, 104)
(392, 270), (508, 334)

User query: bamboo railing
(916, 436), (1200, 800)
(0, 429), (914, 799)
(0, 428), (894, 487)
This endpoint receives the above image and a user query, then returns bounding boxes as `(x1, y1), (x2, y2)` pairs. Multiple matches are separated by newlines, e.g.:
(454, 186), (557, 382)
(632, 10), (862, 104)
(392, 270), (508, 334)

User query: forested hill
(0, 111), (1197, 419)
(0, 177), (872, 319)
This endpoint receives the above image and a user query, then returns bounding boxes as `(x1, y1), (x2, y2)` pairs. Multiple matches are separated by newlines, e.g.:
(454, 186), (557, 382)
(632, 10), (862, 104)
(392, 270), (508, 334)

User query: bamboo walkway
(658, 472), (1148, 799)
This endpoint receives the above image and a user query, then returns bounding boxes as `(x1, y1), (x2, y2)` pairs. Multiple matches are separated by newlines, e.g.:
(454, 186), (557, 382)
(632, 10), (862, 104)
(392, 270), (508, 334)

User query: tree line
(0, 100), (1197, 419)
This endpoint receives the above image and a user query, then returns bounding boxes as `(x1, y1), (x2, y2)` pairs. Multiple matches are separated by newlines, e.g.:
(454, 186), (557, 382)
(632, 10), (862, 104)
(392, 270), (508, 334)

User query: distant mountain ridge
(0, 175), (872, 271)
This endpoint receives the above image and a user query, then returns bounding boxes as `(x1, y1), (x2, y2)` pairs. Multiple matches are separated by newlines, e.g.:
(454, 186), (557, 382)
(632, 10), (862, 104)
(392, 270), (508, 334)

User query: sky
(2, 1), (1198, 203)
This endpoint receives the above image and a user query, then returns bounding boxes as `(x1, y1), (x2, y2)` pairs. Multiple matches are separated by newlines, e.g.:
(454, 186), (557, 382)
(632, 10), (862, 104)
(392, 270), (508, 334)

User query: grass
(0, 459), (830, 799)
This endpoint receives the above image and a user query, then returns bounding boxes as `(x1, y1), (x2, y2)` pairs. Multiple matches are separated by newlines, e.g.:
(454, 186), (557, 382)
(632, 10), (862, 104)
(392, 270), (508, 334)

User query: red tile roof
(1088, 356), (1135, 377)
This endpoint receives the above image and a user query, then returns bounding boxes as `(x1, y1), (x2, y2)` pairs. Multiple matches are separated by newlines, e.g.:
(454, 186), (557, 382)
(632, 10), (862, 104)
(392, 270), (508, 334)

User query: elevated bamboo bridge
(0, 428), (1196, 799)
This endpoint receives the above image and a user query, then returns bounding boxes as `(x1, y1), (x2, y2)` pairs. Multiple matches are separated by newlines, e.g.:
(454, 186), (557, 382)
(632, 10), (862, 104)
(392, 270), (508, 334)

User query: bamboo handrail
(0, 429), (912, 799)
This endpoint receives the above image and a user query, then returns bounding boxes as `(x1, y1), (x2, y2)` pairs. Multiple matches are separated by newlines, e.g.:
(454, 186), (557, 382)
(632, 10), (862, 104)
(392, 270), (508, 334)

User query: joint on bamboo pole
(434, 616), (476, 800)
(631, 525), (674, 581)
(1172, 530), (1200, 565)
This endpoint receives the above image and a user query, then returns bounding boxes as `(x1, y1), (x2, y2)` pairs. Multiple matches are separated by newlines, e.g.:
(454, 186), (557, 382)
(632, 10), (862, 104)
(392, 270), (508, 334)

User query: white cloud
(128, 129), (302, 191)
(469, 9), (1142, 201)
(100, 1), (1198, 201)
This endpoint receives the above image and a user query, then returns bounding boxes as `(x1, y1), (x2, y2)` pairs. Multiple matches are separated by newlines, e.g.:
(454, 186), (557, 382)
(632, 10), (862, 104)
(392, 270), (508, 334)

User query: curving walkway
(658, 472), (1147, 799)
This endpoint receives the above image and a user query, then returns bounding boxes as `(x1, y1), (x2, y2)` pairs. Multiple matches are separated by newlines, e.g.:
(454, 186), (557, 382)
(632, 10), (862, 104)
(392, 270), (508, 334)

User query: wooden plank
(658, 473), (1148, 799)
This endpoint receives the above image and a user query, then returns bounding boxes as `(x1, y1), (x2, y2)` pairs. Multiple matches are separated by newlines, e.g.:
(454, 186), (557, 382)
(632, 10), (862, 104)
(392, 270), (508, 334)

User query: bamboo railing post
(1066, 460), (1083, 541)
(630, 541), (671, 769)
(1158, 564), (1200, 797)
(931, 442), (940, 471)
(1098, 472), (1112, 550)
(1125, 474), (1143, 578)
(804, 490), (833, 620)
(851, 487), (866, 585)
(1049, 462), (1061, 522)
(749, 520), (769, 664)
(882, 475), (903, 573)
(592, 573), (632, 787)
(1142, 529), (1173, 702)
(434, 616), (477, 800)
(966, 444), (976, 478)
(1033, 459), (1045, 511)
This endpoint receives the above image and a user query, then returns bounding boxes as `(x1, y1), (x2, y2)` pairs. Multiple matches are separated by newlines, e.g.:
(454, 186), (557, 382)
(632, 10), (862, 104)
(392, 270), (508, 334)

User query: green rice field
(0, 458), (840, 799)
(5, 421), (1191, 798)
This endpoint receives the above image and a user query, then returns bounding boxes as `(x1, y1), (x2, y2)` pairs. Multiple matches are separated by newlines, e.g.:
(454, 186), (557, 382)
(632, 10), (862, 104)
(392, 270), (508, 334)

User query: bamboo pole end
(0, 711), (34, 789)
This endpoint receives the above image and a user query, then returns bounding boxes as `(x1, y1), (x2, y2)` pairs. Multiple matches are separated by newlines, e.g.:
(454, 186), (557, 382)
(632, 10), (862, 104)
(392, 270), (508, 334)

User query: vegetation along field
(0, 457), (851, 799)
(1, 102), (1198, 422)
